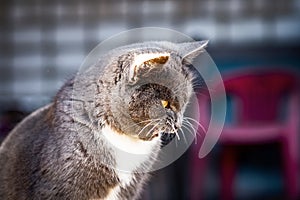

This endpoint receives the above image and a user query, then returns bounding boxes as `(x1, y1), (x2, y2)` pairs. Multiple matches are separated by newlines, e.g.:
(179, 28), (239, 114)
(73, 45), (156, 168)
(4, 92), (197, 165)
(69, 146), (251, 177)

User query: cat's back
(0, 104), (53, 199)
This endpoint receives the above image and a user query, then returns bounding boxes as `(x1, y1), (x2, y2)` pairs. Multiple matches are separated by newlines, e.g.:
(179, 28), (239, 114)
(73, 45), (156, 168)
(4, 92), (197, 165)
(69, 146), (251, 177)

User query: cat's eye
(161, 100), (170, 108)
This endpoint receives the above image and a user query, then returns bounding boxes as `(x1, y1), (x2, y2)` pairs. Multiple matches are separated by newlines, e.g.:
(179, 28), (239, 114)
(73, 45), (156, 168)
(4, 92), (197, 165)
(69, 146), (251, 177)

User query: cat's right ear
(128, 53), (170, 84)
(179, 40), (209, 63)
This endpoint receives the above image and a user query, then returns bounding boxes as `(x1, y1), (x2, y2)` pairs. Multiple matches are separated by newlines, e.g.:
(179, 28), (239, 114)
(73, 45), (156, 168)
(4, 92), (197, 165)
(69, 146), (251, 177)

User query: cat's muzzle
(160, 132), (176, 147)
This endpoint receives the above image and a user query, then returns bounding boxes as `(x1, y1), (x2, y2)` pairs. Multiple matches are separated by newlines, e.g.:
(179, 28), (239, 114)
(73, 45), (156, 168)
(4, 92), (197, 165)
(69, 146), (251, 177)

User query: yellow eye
(161, 100), (169, 108)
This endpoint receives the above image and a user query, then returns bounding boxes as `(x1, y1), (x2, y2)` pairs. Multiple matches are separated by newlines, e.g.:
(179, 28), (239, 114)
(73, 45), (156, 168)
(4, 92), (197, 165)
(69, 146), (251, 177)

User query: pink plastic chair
(189, 69), (299, 200)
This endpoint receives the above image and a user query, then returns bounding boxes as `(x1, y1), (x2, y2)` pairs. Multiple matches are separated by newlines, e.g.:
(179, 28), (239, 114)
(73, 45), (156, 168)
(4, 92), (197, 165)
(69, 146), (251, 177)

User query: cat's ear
(179, 40), (209, 63)
(129, 53), (170, 84)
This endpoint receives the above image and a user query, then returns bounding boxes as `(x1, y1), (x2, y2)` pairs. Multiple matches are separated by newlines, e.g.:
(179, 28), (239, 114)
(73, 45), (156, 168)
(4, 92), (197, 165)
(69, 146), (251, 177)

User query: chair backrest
(224, 70), (297, 124)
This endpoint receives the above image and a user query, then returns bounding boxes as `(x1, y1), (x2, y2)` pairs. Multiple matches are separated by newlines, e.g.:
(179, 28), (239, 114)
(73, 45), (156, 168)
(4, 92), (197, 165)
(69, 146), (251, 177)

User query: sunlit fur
(0, 41), (208, 200)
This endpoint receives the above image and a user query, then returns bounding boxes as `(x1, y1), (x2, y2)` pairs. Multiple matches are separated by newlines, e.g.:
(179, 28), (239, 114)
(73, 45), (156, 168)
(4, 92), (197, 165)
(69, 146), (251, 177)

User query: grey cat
(0, 40), (207, 200)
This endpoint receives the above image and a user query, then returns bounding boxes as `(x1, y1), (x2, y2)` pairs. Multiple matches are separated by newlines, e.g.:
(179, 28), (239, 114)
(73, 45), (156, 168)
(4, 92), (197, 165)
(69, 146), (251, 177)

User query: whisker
(122, 118), (161, 132)
(183, 119), (201, 137)
(178, 127), (188, 145)
(184, 117), (207, 134)
(182, 123), (197, 144)
(171, 124), (180, 141)
(174, 135), (178, 147)
(137, 123), (154, 137)
(183, 117), (207, 145)
(182, 121), (196, 137)
(137, 119), (161, 136)
(145, 121), (161, 137)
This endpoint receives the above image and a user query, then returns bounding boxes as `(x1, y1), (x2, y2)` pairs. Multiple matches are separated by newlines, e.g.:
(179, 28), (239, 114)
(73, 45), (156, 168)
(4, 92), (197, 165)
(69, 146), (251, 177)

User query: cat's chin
(139, 131), (161, 141)
(161, 132), (176, 147)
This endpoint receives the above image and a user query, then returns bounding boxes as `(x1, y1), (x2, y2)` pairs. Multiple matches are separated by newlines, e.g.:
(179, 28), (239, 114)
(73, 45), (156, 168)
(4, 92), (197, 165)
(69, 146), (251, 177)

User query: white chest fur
(102, 125), (159, 155)
(102, 126), (160, 199)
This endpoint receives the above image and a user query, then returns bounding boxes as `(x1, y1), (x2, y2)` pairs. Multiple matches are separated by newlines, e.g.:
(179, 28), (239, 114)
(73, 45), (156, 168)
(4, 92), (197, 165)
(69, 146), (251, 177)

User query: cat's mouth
(161, 132), (176, 147)
(148, 129), (176, 143)
(138, 127), (176, 141)
(162, 127), (176, 134)
(135, 119), (181, 141)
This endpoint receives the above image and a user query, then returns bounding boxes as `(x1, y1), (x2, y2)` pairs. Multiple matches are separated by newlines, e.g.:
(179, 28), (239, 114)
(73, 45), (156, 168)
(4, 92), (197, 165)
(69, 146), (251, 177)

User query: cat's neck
(101, 125), (161, 173)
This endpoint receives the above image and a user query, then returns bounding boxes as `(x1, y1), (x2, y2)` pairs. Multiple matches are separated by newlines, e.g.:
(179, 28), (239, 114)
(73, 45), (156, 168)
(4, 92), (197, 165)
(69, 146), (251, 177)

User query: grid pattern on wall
(0, 0), (300, 111)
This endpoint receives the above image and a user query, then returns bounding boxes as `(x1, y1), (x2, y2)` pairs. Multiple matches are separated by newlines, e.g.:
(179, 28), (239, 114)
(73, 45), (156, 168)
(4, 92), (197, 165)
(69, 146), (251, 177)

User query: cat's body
(0, 41), (207, 199)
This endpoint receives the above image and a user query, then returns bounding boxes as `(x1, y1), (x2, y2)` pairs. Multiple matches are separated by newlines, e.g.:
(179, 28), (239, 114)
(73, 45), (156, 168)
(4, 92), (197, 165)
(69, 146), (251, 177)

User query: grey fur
(0, 41), (207, 200)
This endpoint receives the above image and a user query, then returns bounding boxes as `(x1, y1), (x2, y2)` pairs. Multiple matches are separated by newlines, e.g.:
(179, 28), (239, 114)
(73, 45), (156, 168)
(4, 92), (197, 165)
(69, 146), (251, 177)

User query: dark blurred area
(0, 0), (299, 199)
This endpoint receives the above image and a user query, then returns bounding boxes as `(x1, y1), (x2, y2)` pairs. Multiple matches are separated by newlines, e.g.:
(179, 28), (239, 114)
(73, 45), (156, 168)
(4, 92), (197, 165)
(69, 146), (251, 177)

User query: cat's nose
(174, 121), (182, 130)
(175, 119), (183, 129)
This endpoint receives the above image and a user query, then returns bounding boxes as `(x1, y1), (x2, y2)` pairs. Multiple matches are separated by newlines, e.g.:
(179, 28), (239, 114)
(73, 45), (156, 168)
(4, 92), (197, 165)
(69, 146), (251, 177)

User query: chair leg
(282, 141), (298, 200)
(221, 146), (236, 200)
(189, 148), (207, 200)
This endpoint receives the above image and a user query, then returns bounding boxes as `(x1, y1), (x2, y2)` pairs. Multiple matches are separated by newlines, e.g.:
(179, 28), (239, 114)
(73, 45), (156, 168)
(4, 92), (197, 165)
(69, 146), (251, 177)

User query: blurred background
(0, 0), (299, 199)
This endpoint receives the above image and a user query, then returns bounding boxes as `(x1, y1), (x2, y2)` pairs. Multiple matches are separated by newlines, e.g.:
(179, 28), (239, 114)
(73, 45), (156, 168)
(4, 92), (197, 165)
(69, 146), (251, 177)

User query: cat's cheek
(148, 105), (165, 119)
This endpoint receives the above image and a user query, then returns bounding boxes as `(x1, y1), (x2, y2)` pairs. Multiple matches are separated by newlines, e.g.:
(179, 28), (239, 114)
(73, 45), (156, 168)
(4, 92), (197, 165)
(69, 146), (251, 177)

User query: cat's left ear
(129, 53), (170, 84)
(179, 40), (209, 63)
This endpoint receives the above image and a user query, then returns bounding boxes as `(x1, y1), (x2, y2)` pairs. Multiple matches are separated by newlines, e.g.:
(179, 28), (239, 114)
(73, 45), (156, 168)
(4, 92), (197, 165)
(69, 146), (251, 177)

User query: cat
(0, 40), (208, 200)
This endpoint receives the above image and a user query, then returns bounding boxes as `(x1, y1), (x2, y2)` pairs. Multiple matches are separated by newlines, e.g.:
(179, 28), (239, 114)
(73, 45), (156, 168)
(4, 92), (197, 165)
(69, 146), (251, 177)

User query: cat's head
(97, 41), (208, 141)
